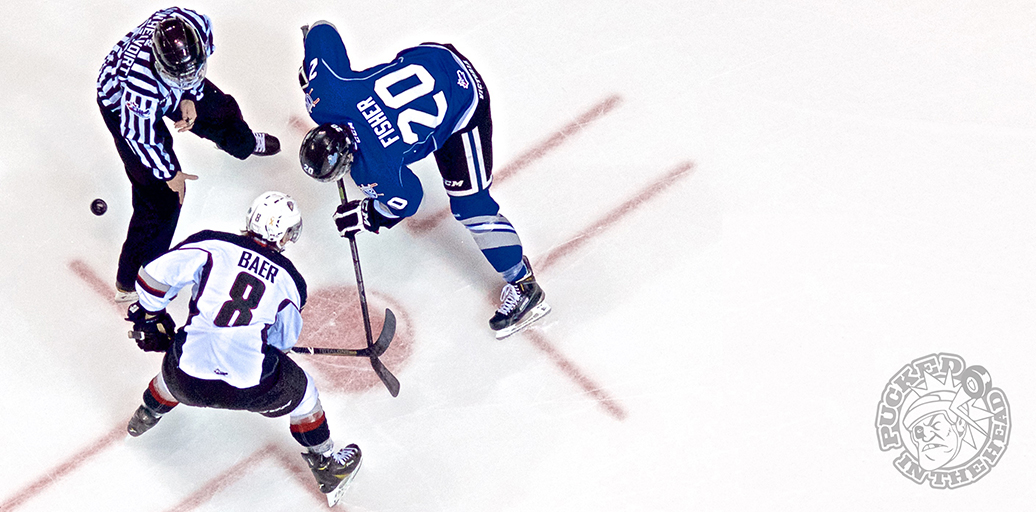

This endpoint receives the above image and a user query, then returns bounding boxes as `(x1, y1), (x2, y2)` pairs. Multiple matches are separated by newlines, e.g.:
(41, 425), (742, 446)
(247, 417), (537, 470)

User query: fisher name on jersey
(135, 230), (307, 389)
(301, 22), (483, 218)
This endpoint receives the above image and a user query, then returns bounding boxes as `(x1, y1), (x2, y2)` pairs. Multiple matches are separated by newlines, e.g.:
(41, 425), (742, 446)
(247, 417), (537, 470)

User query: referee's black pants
(99, 80), (255, 290)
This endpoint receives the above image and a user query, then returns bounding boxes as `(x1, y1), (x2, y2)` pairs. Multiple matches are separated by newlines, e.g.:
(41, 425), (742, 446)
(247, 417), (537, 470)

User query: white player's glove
(126, 301), (176, 352)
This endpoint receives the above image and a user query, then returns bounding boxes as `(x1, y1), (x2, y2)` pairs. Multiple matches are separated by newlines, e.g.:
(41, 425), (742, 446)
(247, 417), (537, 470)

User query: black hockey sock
(291, 410), (331, 449)
(143, 381), (178, 415)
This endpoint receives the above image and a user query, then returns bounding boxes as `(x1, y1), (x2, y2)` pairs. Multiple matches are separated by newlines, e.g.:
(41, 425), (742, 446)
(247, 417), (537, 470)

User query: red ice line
(525, 330), (628, 420)
(68, 260), (124, 313)
(164, 444), (275, 512)
(525, 161), (695, 421)
(163, 444), (328, 512)
(408, 94), (623, 234)
(0, 426), (124, 511)
(538, 161), (695, 272)
(0, 433), (325, 512)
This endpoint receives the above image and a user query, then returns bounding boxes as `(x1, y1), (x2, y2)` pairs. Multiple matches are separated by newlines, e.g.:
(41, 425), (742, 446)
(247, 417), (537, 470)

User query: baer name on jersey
(238, 250), (279, 283)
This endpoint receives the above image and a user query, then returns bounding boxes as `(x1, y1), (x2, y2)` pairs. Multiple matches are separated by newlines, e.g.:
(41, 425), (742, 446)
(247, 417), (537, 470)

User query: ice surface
(1, 0), (1035, 510)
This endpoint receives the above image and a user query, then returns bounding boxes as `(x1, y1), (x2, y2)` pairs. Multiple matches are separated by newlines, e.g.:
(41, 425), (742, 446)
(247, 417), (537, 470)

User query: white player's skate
(301, 444), (362, 507)
(324, 458), (361, 507)
(126, 405), (162, 437)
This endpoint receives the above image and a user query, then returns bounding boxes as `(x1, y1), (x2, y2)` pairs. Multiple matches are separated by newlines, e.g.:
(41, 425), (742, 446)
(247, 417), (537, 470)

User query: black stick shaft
(337, 179), (376, 349)
(335, 179), (401, 396)
(291, 346), (368, 357)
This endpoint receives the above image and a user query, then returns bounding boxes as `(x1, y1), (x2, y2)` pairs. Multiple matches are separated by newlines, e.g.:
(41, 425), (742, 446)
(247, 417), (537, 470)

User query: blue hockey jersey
(301, 21), (484, 218)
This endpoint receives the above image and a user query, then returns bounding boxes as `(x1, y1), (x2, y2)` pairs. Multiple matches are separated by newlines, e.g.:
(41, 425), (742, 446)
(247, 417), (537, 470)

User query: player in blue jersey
(124, 191), (361, 501)
(297, 21), (550, 338)
(98, 7), (281, 303)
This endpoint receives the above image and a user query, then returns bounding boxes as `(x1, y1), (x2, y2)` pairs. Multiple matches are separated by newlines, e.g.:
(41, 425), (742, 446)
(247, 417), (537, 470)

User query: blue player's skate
(490, 257), (551, 339)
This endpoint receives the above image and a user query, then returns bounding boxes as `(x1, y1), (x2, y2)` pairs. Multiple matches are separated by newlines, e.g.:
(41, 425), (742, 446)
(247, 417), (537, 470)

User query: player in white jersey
(123, 192), (360, 498)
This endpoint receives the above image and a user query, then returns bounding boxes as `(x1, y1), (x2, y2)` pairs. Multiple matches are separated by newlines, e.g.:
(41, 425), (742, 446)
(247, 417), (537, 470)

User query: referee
(97, 6), (281, 302)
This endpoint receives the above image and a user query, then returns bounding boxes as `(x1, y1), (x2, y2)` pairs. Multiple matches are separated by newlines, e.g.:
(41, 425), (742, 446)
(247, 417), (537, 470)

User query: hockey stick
(336, 178), (400, 397)
(291, 308), (395, 358)
(299, 25), (398, 395)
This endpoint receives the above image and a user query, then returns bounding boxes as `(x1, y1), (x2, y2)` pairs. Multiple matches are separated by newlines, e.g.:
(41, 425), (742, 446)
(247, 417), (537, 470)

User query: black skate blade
(495, 302), (552, 340)
(326, 458), (361, 507)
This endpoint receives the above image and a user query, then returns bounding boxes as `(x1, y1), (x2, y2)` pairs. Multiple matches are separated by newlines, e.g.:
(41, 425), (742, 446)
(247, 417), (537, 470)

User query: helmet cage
(151, 16), (208, 89)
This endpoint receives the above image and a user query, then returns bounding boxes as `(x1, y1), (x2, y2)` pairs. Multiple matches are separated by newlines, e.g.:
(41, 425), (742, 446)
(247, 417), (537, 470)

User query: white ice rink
(2, 0), (1035, 510)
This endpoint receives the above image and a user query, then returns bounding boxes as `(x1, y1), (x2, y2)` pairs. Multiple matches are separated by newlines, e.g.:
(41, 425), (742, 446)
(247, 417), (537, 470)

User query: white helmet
(246, 191), (303, 251)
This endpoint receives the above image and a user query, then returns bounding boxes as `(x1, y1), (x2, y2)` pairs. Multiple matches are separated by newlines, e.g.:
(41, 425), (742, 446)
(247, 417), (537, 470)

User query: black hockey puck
(91, 198), (108, 216)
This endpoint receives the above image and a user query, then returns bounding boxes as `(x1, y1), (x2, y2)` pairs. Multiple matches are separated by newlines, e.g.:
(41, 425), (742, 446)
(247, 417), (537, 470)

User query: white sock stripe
(467, 223), (517, 233)
(289, 370), (321, 419)
(152, 373), (177, 403)
(469, 230), (522, 251)
(460, 214), (502, 226)
(461, 214), (517, 233)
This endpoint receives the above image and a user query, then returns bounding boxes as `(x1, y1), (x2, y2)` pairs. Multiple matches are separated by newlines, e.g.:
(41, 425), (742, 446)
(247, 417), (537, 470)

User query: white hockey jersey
(135, 230), (307, 389)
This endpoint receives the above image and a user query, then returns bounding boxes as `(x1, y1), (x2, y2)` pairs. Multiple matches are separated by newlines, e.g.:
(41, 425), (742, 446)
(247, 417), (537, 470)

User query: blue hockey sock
(460, 214), (524, 276)
(502, 257), (528, 283)
(450, 191), (526, 281)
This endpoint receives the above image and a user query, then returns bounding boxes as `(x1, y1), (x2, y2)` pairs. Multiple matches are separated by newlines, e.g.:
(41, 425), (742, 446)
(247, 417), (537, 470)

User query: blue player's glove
(126, 301), (176, 352)
(333, 199), (404, 237)
(333, 199), (372, 237)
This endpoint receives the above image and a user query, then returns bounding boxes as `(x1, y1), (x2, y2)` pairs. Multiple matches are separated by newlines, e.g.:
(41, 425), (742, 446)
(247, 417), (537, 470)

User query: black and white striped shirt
(97, 7), (214, 181)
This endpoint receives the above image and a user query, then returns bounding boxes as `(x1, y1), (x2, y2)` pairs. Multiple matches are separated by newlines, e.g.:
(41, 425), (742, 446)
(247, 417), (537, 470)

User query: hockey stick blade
(370, 308), (396, 358)
(370, 355), (400, 397)
(290, 309), (395, 358)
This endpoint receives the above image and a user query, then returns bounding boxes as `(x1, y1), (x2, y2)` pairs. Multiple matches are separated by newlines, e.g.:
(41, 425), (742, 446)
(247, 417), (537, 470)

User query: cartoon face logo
(910, 411), (967, 470)
(875, 354), (1011, 489)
